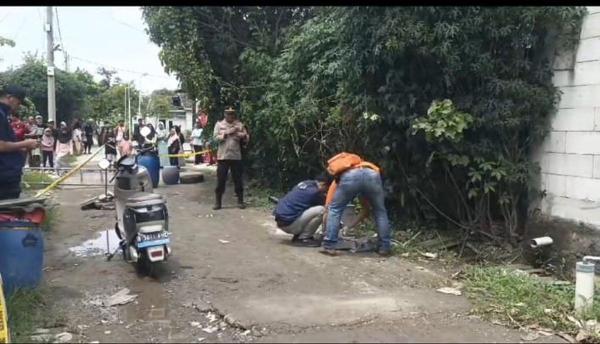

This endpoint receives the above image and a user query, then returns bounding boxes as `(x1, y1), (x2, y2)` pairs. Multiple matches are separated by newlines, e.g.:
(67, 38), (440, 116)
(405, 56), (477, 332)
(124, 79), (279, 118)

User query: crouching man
(273, 174), (333, 247)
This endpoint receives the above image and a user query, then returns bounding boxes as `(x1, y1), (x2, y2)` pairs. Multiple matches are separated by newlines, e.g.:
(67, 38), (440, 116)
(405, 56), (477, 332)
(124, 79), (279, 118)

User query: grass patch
(41, 205), (58, 232)
(63, 155), (78, 166)
(464, 266), (600, 338)
(246, 184), (279, 209)
(6, 288), (63, 343)
(21, 172), (54, 190)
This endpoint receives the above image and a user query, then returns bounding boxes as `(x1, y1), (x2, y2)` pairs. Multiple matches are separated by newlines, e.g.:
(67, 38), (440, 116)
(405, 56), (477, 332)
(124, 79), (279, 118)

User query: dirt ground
(37, 158), (565, 343)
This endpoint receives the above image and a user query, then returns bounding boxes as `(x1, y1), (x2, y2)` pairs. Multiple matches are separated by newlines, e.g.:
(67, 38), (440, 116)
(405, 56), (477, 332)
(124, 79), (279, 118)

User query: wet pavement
(69, 230), (120, 257)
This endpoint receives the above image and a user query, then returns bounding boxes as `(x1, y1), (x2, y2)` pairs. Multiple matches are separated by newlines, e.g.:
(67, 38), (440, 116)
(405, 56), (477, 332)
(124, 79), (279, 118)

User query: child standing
(118, 133), (133, 157)
(105, 129), (118, 164)
(41, 128), (55, 169)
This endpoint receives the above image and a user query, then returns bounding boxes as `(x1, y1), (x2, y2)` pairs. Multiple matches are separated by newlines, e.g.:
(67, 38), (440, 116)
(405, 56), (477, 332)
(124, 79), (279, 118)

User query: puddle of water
(69, 230), (121, 257)
(121, 280), (171, 324)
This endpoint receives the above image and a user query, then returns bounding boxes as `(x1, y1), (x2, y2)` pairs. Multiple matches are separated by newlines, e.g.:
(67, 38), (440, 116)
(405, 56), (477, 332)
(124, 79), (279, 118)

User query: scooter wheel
(135, 252), (157, 277)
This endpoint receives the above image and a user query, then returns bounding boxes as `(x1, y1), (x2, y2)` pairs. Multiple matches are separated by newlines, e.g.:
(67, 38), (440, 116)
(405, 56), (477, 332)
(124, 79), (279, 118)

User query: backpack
(326, 152), (363, 176)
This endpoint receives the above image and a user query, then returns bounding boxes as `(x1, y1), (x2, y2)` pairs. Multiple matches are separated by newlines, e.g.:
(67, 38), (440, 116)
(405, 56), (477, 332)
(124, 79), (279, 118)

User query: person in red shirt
(10, 112), (30, 141)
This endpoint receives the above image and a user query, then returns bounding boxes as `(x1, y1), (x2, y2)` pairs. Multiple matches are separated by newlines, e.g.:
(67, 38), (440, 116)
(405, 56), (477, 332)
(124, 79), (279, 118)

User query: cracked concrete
(40, 164), (564, 343)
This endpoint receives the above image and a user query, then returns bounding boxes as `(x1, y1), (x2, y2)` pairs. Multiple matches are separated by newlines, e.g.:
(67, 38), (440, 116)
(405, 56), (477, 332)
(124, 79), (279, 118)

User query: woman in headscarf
(156, 122), (169, 168)
(55, 121), (73, 175)
(143, 123), (157, 148)
(72, 121), (83, 156)
(191, 121), (204, 165)
(156, 122), (168, 142)
(167, 128), (181, 168)
(174, 125), (186, 166)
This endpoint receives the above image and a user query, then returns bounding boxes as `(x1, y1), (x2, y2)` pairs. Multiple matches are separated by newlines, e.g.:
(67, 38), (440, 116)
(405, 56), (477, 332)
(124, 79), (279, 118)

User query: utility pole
(64, 51), (69, 73)
(138, 91), (142, 118)
(127, 85), (131, 127)
(46, 6), (56, 123)
(124, 85), (128, 131)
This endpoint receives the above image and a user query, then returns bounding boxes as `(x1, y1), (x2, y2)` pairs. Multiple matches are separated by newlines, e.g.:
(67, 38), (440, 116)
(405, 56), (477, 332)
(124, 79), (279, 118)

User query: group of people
(102, 118), (188, 167)
(208, 105), (391, 257)
(272, 152), (392, 257)
(0, 85), (97, 177)
(0, 85), (391, 257)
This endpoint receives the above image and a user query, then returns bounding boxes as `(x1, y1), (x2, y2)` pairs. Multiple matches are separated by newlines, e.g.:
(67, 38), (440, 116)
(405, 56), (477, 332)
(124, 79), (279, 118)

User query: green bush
(143, 6), (587, 238)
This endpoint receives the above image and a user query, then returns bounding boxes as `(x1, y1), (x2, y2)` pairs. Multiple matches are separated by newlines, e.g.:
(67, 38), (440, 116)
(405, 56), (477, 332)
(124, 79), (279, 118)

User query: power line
(54, 7), (68, 71)
(37, 7), (45, 56)
(69, 55), (174, 80)
(54, 8), (64, 50)
(110, 17), (146, 35)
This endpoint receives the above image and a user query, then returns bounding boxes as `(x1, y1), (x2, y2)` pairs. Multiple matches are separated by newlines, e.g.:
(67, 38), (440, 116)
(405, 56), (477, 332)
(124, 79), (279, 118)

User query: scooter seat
(127, 192), (163, 203)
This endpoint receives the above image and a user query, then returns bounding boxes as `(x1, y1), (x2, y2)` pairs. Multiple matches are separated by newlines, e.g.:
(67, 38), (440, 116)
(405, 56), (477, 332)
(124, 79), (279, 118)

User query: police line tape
(104, 142), (212, 159)
(33, 145), (213, 198)
(160, 149), (211, 159)
(34, 144), (107, 198)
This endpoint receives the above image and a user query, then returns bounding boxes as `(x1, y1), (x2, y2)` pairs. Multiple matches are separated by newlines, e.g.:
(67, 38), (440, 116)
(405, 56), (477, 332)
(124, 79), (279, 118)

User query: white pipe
(583, 256), (600, 264)
(575, 261), (596, 313)
(530, 236), (553, 249)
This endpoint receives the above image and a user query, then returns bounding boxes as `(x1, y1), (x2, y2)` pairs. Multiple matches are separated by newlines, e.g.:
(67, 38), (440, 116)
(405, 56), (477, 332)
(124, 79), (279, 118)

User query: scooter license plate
(146, 246), (165, 262)
(137, 238), (170, 249)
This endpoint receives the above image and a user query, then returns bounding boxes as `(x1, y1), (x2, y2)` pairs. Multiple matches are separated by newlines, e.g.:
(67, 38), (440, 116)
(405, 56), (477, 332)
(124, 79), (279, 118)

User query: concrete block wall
(536, 7), (600, 227)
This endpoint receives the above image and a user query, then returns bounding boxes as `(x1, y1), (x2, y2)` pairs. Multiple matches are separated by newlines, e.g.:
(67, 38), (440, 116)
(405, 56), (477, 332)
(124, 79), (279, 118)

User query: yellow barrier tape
(34, 144), (106, 199)
(0, 274), (9, 343)
(31, 145), (212, 198)
(160, 149), (210, 159)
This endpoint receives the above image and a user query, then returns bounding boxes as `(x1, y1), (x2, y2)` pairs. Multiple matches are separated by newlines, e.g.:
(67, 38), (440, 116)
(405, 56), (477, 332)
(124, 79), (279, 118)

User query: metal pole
(138, 90), (142, 118)
(46, 7), (56, 123)
(128, 84), (131, 127)
(124, 86), (127, 126)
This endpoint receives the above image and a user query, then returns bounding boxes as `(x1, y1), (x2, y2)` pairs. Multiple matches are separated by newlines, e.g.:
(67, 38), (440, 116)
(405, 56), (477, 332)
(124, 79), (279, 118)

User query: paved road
(40, 161), (563, 343)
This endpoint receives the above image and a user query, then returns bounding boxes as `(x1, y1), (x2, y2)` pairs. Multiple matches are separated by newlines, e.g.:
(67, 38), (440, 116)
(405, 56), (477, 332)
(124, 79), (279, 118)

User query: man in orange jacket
(321, 153), (391, 257)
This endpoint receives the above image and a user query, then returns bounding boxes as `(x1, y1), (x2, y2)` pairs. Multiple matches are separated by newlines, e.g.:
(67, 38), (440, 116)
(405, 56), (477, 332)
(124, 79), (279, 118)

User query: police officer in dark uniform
(0, 85), (39, 200)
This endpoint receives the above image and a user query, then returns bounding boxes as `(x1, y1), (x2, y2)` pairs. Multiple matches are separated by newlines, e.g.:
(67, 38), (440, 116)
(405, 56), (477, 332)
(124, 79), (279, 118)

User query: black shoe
(237, 196), (246, 209)
(291, 237), (321, 247)
(213, 193), (222, 210)
(319, 247), (340, 256)
(377, 248), (392, 257)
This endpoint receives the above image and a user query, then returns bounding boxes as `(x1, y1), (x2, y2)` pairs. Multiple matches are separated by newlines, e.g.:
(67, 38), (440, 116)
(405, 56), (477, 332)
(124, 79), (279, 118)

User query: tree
(1, 54), (107, 123)
(142, 7), (312, 117)
(0, 36), (14, 47)
(144, 6), (586, 239)
(145, 89), (174, 118)
(97, 67), (117, 89)
(0, 36), (14, 63)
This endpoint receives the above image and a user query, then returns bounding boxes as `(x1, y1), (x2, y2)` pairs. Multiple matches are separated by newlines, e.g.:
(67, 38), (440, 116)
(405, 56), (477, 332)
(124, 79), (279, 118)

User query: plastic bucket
(0, 222), (44, 296)
(162, 166), (180, 185)
(138, 153), (160, 188)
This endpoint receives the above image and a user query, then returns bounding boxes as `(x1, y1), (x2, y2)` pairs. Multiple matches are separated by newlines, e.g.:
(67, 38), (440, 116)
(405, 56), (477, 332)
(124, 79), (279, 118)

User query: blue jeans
(323, 168), (391, 250)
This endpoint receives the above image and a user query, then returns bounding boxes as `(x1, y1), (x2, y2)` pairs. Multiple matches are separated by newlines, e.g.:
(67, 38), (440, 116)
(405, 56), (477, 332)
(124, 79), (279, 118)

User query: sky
(0, 6), (180, 93)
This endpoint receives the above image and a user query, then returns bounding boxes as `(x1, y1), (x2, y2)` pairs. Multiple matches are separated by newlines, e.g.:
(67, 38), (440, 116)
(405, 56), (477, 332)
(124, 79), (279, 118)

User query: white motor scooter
(98, 127), (171, 274)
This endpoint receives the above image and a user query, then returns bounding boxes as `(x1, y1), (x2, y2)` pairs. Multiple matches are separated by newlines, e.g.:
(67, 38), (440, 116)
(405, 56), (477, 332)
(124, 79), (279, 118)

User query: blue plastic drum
(138, 152), (160, 188)
(0, 222), (44, 296)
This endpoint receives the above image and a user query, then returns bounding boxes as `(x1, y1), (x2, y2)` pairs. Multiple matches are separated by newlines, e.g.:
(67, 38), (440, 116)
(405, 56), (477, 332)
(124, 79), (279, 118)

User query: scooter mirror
(140, 126), (151, 138)
(98, 158), (111, 170)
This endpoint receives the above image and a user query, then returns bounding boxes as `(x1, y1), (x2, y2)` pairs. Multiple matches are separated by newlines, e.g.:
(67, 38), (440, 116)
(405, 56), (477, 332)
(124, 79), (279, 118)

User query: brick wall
(535, 7), (600, 227)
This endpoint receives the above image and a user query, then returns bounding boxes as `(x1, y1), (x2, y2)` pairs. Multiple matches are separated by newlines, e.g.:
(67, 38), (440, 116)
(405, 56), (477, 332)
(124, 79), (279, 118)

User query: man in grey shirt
(212, 106), (249, 210)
